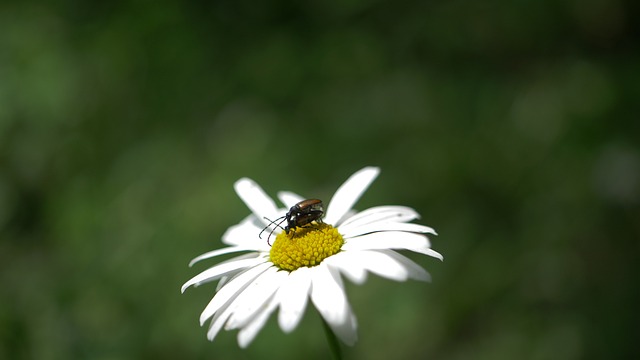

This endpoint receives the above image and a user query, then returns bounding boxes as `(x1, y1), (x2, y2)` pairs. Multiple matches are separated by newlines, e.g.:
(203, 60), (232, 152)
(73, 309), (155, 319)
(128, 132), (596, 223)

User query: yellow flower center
(269, 223), (344, 271)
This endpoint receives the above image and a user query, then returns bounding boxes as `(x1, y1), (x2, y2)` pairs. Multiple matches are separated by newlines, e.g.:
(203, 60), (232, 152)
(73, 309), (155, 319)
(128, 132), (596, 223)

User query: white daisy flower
(181, 166), (442, 348)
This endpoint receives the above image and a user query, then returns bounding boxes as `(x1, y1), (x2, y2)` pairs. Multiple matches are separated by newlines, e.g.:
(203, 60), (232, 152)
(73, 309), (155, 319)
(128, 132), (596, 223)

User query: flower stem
(320, 315), (343, 360)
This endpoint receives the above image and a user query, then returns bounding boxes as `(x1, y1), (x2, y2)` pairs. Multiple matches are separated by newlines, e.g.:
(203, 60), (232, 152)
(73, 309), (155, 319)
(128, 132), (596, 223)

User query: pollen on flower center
(269, 223), (343, 271)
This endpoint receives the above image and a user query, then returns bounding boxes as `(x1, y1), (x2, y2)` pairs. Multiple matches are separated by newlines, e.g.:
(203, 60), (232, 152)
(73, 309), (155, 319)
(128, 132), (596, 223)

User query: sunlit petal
(343, 232), (443, 260)
(200, 262), (273, 325)
(237, 294), (279, 348)
(325, 251), (368, 285)
(220, 214), (261, 246)
(348, 250), (410, 281)
(324, 167), (380, 225)
(189, 246), (255, 267)
(340, 222), (437, 239)
(206, 299), (235, 341)
(226, 268), (287, 329)
(376, 249), (431, 282)
(214, 253), (263, 291)
(327, 310), (358, 347)
(310, 262), (349, 327)
(234, 178), (280, 226)
(277, 266), (312, 333)
(338, 206), (421, 230)
(181, 257), (267, 293)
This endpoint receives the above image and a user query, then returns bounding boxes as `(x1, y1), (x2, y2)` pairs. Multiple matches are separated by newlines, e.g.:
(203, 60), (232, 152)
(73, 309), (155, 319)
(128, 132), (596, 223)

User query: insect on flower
(182, 167), (442, 348)
(260, 199), (324, 245)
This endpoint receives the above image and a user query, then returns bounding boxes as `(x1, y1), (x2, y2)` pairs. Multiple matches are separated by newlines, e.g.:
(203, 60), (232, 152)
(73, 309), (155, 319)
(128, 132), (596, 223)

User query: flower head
(181, 167), (442, 347)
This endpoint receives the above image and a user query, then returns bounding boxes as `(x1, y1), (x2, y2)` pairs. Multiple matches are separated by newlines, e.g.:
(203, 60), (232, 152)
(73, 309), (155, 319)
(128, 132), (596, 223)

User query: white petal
(328, 249), (430, 284)
(342, 232), (443, 260)
(325, 252), (368, 285)
(277, 191), (304, 208)
(221, 214), (270, 249)
(216, 275), (229, 292)
(347, 250), (410, 281)
(326, 310), (358, 347)
(310, 263), (349, 327)
(181, 257), (266, 293)
(277, 266), (312, 333)
(216, 253), (265, 291)
(199, 262), (273, 325)
(234, 178), (280, 226)
(324, 167), (380, 226)
(237, 294), (280, 348)
(338, 206), (421, 230)
(206, 297), (235, 341)
(314, 264), (358, 346)
(377, 249), (431, 282)
(340, 222), (437, 239)
(205, 268), (279, 345)
(421, 248), (443, 261)
(188, 246), (256, 267)
(225, 268), (287, 330)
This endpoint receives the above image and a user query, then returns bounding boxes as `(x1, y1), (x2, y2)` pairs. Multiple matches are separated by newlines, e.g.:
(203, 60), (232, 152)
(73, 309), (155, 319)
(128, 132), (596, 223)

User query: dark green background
(1, 0), (638, 359)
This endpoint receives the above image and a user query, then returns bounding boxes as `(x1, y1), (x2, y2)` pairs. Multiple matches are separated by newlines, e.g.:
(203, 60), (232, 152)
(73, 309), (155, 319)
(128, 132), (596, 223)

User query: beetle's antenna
(259, 216), (286, 246)
(259, 216), (285, 238)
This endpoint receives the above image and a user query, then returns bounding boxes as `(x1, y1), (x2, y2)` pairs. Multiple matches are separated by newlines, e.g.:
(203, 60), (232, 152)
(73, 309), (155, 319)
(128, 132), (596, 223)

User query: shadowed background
(1, 0), (638, 359)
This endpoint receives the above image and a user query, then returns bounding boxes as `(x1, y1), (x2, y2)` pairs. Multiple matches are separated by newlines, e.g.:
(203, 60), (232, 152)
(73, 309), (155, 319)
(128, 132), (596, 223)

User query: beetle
(260, 199), (324, 246)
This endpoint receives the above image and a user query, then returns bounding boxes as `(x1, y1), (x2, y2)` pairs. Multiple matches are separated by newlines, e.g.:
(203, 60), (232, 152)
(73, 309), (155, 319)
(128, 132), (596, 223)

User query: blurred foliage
(1, 0), (639, 359)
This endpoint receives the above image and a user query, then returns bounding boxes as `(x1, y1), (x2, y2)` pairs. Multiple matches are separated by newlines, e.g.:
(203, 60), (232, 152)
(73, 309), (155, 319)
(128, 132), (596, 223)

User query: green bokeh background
(1, 0), (638, 359)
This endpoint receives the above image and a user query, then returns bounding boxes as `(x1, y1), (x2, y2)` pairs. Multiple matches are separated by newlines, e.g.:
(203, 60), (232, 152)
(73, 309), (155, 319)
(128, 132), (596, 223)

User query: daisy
(181, 166), (442, 348)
